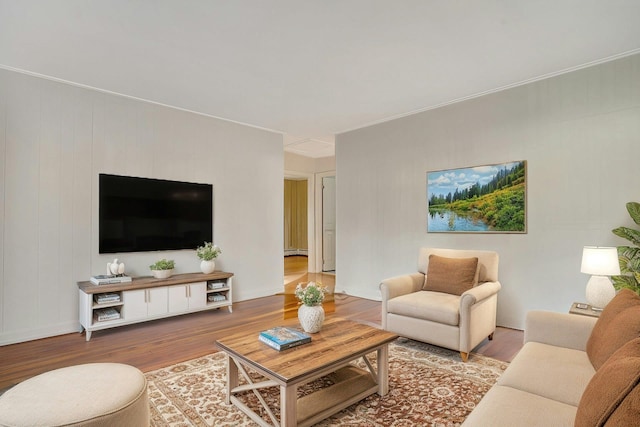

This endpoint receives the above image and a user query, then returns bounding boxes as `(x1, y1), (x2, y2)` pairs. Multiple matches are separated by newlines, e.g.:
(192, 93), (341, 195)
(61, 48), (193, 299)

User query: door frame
(284, 170), (316, 273)
(315, 170), (336, 273)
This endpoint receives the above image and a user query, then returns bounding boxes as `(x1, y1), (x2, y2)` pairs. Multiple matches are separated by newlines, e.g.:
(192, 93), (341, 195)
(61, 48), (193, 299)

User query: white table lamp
(580, 246), (621, 310)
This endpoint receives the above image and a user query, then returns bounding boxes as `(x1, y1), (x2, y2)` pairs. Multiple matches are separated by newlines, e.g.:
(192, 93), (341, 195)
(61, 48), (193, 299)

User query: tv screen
(99, 174), (213, 254)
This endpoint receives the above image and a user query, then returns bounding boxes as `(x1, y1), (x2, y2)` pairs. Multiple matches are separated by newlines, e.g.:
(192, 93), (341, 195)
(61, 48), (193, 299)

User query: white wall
(0, 68), (284, 345)
(284, 152), (335, 174)
(336, 54), (640, 329)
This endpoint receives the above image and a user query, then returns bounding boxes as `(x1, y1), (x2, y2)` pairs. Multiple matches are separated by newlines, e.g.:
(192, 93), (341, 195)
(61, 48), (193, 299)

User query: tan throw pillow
(586, 289), (640, 370)
(575, 338), (640, 427)
(423, 254), (479, 296)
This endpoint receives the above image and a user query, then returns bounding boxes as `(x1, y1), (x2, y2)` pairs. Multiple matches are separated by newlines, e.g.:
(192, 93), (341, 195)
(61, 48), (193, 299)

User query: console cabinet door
(123, 287), (168, 320)
(168, 282), (207, 313)
(147, 287), (168, 317)
(188, 282), (207, 310)
(168, 285), (189, 313)
(123, 289), (147, 321)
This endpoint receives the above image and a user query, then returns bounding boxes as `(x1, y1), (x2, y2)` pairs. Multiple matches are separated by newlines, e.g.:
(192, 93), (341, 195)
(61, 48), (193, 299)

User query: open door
(322, 176), (336, 272)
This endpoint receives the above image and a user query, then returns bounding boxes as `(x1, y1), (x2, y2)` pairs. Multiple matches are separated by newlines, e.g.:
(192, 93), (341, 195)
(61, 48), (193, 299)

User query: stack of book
(258, 326), (311, 351)
(207, 281), (226, 290)
(207, 293), (226, 302)
(90, 275), (132, 285)
(94, 293), (121, 304)
(94, 307), (121, 322)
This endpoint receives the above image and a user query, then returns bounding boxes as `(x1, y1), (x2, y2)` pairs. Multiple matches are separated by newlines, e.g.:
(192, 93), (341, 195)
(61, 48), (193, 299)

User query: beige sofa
(381, 248), (501, 361)
(463, 289), (640, 426)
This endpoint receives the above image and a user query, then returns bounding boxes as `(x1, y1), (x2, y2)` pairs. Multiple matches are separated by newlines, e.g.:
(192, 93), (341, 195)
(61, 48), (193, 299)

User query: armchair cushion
(387, 291), (460, 326)
(586, 289), (640, 370)
(423, 255), (479, 295)
(575, 337), (640, 427)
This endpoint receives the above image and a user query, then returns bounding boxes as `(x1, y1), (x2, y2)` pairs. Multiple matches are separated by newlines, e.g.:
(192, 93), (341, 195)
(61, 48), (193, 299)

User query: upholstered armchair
(380, 248), (501, 361)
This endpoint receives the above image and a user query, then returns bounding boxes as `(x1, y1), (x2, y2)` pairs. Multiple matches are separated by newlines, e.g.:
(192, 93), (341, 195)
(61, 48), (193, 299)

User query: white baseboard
(339, 287), (382, 302)
(0, 321), (80, 346)
(284, 249), (308, 256)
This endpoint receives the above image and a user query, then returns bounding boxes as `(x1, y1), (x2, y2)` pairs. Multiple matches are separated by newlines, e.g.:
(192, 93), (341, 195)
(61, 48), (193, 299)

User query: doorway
(283, 178), (308, 257)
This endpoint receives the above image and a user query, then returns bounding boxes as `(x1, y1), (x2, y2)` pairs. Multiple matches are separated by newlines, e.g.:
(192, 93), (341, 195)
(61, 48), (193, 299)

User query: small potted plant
(150, 259), (175, 279)
(295, 282), (328, 333)
(196, 242), (222, 274)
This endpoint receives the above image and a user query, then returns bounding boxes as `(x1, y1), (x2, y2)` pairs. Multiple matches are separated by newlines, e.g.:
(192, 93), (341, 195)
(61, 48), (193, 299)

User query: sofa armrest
(524, 310), (597, 351)
(380, 273), (424, 301)
(460, 281), (502, 308)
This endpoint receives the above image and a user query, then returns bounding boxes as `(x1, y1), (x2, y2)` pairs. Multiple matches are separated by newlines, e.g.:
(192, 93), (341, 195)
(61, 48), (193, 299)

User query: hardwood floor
(0, 257), (523, 391)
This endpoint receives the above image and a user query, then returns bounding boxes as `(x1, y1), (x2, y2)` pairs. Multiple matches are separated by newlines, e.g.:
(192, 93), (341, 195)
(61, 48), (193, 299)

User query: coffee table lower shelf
(226, 354), (383, 427)
(296, 365), (377, 426)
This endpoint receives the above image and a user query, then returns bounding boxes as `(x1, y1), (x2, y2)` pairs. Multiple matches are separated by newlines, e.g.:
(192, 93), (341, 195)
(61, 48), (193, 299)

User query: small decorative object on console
(107, 258), (125, 276)
(196, 242), (222, 274)
(259, 326), (311, 351)
(150, 259), (175, 279)
(90, 274), (132, 285)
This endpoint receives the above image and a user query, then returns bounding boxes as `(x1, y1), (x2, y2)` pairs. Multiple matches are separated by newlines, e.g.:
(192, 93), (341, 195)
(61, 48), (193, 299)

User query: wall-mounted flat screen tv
(99, 174), (213, 254)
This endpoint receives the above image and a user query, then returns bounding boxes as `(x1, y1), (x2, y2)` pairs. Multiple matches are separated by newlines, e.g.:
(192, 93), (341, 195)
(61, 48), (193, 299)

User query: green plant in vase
(196, 242), (222, 261)
(150, 259), (175, 279)
(295, 281), (328, 334)
(611, 201), (640, 295)
(196, 242), (221, 274)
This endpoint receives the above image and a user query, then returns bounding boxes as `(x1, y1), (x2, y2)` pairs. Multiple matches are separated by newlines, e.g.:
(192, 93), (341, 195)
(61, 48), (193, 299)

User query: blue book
(259, 326), (311, 351)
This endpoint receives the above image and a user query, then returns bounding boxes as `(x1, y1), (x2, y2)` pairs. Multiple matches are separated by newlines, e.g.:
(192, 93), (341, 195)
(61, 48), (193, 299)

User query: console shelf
(78, 271), (234, 341)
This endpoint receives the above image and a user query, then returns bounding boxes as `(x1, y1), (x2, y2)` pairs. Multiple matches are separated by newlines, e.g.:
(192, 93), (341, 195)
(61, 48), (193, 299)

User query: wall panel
(0, 68), (283, 344)
(336, 53), (640, 329)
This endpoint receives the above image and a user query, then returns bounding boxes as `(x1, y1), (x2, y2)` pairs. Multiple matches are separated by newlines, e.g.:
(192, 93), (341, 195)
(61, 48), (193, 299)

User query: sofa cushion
(461, 385), (578, 427)
(387, 291), (460, 326)
(575, 338), (640, 427)
(497, 341), (595, 407)
(423, 255), (479, 295)
(586, 289), (640, 370)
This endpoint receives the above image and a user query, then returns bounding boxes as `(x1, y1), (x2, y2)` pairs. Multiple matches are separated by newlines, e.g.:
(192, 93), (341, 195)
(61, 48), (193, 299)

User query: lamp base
(585, 275), (616, 310)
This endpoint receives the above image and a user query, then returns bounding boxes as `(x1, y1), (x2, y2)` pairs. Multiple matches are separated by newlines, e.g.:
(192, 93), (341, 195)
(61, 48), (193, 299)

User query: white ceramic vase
(298, 304), (325, 333)
(200, 260), (216, 274)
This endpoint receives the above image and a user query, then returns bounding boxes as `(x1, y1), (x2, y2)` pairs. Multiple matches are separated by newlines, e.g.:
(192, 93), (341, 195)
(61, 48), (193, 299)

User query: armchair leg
(460, 352), (469, 362)
(488, 333), (494, 341)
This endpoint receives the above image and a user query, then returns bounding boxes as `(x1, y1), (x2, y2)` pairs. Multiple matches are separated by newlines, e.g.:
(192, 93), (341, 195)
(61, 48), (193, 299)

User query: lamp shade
(580, 246), (621, 276)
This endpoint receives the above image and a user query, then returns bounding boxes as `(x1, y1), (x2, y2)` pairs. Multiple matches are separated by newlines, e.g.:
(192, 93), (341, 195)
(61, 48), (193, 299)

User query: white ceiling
(2, 1), (640, 158)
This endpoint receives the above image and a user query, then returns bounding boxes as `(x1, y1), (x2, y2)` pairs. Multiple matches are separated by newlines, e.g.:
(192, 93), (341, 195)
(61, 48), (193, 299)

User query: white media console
(78, 271), (233, 341)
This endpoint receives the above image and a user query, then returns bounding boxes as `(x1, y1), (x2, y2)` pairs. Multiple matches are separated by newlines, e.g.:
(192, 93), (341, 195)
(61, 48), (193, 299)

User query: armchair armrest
(380, 273), (424, 330)
(524, 310), (597, 351)
(380, 273), (424, 301)
(460, 281), (502, 309)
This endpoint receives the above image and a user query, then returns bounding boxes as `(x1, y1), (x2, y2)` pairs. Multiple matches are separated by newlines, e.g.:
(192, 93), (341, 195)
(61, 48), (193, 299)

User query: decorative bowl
(151, 269), (174, 279)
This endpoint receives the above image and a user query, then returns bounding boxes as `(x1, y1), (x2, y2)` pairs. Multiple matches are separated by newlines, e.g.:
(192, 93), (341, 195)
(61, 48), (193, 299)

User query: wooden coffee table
(215, 318), (398, 427)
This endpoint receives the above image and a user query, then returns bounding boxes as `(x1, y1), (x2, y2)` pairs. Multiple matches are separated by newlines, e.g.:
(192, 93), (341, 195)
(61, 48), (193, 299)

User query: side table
(569, 302), (601, 318)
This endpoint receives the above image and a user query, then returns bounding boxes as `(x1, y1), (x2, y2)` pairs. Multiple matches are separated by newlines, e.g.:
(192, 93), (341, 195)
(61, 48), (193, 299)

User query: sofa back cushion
(575, 337), (640, 426)
(423, 254), (479, 295)
(586, 289), (640, 370)
(417, 248), (499, 283)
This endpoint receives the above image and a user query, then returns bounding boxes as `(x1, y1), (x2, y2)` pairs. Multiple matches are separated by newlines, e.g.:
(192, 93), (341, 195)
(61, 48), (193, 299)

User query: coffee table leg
(226, 355), (238, 405)
(280, 383), (298, 426)
(377, 345), (390, 396)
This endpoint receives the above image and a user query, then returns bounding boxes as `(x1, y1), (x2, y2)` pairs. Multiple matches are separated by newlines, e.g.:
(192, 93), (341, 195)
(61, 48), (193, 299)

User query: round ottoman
(0, 363), (148, 427)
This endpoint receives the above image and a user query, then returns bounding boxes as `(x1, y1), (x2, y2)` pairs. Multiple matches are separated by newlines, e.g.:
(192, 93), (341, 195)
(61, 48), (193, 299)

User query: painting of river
(427, 161), (526, 233)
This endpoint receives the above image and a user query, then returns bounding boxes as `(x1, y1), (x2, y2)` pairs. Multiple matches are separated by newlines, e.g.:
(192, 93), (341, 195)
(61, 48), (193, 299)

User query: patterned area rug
(146, 338), (508, 426)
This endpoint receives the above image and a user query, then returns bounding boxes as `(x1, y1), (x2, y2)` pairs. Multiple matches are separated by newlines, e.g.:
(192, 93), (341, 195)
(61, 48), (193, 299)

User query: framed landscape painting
(427, 160), (526, 233)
